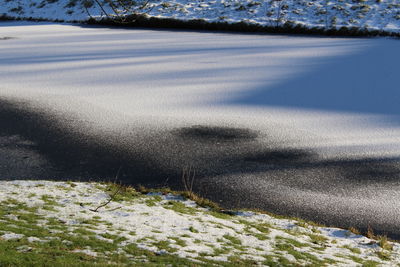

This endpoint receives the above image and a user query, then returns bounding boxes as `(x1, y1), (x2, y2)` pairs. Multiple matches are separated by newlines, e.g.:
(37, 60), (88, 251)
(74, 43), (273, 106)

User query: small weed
(378, 235), (393, 250)
(170, 237), (187, 247)
(308, 233), (328, 245)
(40, 194), (58, 205)
(223, 234), (242, 245)
(253, 223), (271, 234)
(253, 233), (269, 241)
(189, 226), (199, 233)
(152, 240), (178, 253)
(163, 201), (197, 215)
(342, 245), (361, 254)
(145, 197), (160, 207)
(275, 236), (309, 248)
(347, 255), (364, 264)
(363, 260), (380, 267)
(213, 246), (231, 256)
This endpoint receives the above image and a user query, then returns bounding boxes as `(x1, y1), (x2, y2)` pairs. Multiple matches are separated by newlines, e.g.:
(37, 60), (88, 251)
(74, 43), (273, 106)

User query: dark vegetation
(88, 14), (400, 38)
(1, 13), (399, 38)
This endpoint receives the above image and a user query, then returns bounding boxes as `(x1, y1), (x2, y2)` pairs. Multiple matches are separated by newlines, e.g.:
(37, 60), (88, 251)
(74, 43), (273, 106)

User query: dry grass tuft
(367, 225), (376, 240)
(378, 235), (393, 251)
(349, 227), (361, 236)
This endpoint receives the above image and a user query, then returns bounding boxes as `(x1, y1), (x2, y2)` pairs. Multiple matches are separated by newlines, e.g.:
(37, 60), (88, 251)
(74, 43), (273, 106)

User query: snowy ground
(0, 0), (399, 33)
(1, 21), (400, 240)
(0, 3), (400, 266)
(0, 180), (399, 266)
(1, 22), (400, 158)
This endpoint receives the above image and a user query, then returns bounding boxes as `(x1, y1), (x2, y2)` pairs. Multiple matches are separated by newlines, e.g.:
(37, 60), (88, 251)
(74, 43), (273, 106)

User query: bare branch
(90, 166), (123, 212)
(89, 184), (122, 212)
(85, 0), (154, 23)
(92, 0), (112, 19)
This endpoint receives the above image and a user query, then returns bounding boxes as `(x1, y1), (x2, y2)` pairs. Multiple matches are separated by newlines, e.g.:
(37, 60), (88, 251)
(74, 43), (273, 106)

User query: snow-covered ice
(0, 22), (400, 158)
(1, 21), (400, 240)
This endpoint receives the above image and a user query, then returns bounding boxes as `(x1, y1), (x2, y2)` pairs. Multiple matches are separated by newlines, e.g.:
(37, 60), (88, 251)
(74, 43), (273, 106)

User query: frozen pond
(1, 21), (400, 238)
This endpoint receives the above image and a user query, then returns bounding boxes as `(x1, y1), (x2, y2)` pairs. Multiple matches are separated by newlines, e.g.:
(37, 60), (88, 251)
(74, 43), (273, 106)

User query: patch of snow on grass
(1, 233), (24, 240)
(0, 180), (399, 265)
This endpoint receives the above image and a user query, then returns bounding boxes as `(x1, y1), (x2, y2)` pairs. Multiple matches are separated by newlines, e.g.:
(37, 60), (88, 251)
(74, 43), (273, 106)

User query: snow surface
(1, 0), (399, 33)
(1, 233), (24, 241)
(1, 22), (400, 235)
(0, 180), (399, 265)
(1, 22), (400, 159)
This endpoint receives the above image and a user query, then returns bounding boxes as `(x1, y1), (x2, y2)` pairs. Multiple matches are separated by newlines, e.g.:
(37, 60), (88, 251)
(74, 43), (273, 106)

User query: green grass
(170, 237), (187, 247)
(375, 250), (391, 261)
(212, 246), (231, 256)
(342, 245), (361, 254)
(308, 233), (328, 245)
(207, 210), (233, 220)
(252, 223), (271, 234)
(275, 236), (309, 248)
(102, 183), (143, 202)
(144, 195), (162, 207)
(275, 242), (330, 265)
(0, 182), (396, 266)
(0, 200), (204, 266)
(152, 240), (178, 253)
(253, 233), (270, 241)
(223, 234), (242, 246)
(163, 200), (198, 215)
(189, 226), (199, 233)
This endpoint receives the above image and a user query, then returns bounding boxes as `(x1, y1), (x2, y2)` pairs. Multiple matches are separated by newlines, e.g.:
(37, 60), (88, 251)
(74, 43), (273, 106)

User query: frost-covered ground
(0, 180), (399, 266)
(1, 0), (399, 33)
(1, 21), (400, 240)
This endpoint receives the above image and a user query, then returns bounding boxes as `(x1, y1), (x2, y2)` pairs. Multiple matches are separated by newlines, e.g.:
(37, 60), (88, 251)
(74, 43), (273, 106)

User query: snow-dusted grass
(0, 0), (399, 34)
(0, 180), (398, 266)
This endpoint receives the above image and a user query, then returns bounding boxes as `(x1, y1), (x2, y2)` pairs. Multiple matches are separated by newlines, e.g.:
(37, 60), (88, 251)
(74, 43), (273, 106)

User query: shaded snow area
(1, 0), (399, 33)
(0, 180), (399, 266)
(1, 23), (400, 242)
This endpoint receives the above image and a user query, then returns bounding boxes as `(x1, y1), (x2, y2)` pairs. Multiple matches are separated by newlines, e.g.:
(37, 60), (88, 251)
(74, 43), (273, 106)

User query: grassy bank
(0, 180), (398, 266)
